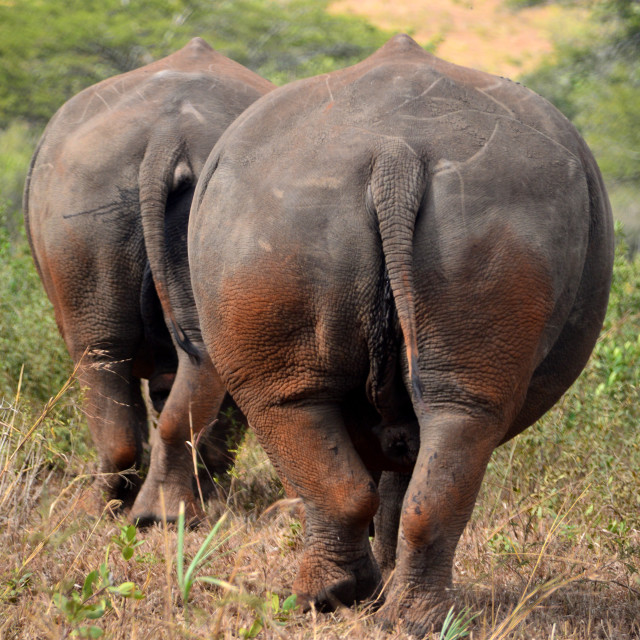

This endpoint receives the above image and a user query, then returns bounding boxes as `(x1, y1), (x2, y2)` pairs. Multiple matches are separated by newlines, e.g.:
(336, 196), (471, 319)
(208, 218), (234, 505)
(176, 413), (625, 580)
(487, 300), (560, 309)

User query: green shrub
(0, 123), (39, 238)
(0, 0), (390, 127)
(0, 223), (71, 405)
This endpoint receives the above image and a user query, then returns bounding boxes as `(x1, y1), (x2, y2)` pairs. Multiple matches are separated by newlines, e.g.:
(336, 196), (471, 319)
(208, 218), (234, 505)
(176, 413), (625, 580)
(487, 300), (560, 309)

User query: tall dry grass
(0, 375), (638, 637)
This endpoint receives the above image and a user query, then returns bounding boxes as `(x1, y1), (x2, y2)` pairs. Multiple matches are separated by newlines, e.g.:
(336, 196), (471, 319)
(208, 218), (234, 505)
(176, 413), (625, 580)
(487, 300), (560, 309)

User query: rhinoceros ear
(171, 159), (194, 193)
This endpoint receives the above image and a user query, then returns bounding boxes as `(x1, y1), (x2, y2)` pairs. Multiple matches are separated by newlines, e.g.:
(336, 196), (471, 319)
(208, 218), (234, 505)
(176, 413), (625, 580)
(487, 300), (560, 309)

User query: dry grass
(1, 372), (638, 640)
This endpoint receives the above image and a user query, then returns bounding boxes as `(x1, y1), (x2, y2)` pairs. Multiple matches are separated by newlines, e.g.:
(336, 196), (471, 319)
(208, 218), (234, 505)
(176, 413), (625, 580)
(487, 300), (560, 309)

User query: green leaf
(282, 594), (297, 612)
(108, 582), (136, 597)
(78, 626), (103, 639)
(239, 618), (263, 638)
(82, 571), (99, 600)
(83, 600), (108, 620)
(195, 577), (239, 592)
(176, 501), (185, 598)
(98, 562), (111, 584)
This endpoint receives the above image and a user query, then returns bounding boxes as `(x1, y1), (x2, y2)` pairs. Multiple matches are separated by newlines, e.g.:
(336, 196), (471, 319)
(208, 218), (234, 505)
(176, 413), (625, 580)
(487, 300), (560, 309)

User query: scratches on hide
(180, 101), (206, 124)
(324, 75), (334, 103)
(109, 78), (127, 97)
(62, 186), (139, 221)
(429, 121), (504, 218)
(94, 92), (113, 112)
(379, 76), (445, 119)
(438, 163), (467, 220)
(478, 80), (504, 93)
(433, 121), (500, 171)
(475, 87), (516, 117)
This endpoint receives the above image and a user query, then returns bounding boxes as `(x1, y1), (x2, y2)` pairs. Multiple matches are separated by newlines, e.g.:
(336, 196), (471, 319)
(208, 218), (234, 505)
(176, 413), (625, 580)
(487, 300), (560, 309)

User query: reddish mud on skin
(189, 34), (614, 634)
(24, 38), (274, 523)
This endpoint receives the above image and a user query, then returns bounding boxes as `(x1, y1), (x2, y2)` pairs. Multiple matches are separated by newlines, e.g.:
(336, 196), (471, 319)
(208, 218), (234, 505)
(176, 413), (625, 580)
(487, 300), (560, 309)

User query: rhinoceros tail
(369, 141), (428, 405)
(139, 134), (201, 365)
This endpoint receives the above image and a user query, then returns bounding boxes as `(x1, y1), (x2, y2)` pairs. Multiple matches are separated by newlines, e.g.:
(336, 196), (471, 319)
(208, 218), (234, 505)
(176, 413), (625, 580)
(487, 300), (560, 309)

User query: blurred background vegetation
(0, 0), (638, 406)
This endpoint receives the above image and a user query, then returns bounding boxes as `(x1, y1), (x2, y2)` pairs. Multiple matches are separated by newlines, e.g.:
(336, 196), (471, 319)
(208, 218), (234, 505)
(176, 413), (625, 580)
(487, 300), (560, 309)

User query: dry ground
(1, 388), (638, 640)
(328, 0), (587, 77)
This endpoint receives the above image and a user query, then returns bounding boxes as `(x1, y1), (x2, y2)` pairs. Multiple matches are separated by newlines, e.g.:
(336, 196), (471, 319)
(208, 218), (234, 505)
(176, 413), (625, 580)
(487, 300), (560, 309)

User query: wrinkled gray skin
(24, 38), (273, 523)
(189, 35), (614, 633)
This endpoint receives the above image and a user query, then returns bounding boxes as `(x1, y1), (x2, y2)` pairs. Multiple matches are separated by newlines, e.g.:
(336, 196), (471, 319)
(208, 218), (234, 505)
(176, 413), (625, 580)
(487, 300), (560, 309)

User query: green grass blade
(183, 512), (228, 588)
(176, 501), (185, 598)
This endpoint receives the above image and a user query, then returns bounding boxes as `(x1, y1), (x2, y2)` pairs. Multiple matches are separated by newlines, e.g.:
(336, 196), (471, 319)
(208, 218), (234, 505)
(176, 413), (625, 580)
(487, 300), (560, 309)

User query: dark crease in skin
(63, 187), (139, 219)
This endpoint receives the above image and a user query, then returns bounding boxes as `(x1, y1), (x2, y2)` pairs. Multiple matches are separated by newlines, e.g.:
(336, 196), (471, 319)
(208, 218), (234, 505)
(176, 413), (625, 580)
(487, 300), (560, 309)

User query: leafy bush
(0, 224), (71, 405)
(521, 1), (640, 194)
(0, 123), (38, 238)
(0, 124), (38, 242)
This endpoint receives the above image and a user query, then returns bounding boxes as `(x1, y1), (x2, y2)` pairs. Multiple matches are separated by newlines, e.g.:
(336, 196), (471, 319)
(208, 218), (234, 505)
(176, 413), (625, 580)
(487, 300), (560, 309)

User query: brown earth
(329, 0), (587, 78)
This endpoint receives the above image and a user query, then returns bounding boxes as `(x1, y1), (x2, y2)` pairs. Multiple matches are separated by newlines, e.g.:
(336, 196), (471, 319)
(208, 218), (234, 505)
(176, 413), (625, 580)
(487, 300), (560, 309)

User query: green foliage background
(0, 0), (388, 129)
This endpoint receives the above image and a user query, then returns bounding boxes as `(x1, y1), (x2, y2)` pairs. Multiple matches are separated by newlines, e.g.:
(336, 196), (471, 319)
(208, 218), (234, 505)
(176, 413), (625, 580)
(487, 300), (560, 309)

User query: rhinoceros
(187, 35), (613, 632)
(24, 38), (273, 522)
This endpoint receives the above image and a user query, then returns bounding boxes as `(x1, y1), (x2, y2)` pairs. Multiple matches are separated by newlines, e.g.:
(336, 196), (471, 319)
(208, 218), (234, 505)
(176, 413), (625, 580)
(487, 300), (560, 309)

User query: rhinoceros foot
(376, 585), (453, 637)
(129, 475), (205, 527)
(293, 542), (381, 611)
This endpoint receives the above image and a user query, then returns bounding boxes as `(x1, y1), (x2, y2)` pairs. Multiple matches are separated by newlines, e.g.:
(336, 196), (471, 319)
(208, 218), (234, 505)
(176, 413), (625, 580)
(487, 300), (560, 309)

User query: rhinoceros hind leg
(372, 471), (411, 581)
(247, 401), (382, 609)
(76, 354), (147, 513)
(376, 409), (503, 635)
(130, 352), (226, 525)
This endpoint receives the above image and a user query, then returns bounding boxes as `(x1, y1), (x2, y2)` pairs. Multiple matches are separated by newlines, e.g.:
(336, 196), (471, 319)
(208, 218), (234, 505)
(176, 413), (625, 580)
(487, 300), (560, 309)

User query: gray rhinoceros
(24, 38), (273, 523)
(188, 35), (614, 632)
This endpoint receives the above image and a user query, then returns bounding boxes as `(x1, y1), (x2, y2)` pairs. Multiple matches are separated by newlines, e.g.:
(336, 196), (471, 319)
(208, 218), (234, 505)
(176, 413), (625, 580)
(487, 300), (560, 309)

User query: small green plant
(52, 558), (144, 638)
(239, 592), (298, 639)
(175, 502), (232, 604)
(439, 605), (478, 640)
(173, 503), (298, 634)
(110, 523), (144, 561)
(135, 551), (160, 566)
(0, 568), (33, 603)
(282, 518), (302, 550)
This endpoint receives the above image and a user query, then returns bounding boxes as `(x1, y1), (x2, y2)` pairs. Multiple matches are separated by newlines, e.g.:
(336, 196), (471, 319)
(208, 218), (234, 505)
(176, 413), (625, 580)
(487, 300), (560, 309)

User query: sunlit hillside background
(0, 2), (638, 639)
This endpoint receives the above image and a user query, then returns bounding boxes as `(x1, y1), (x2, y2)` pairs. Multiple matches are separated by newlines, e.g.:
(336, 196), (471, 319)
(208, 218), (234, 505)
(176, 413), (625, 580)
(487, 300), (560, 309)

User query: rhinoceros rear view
(24, 38), (274, 523)
(188, 34), (613, 633)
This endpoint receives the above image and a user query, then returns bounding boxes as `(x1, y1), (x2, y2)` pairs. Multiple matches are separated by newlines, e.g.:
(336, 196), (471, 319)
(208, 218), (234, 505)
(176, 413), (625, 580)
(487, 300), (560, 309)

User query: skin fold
(24, 38), (274, 523)
(189, 34), (614, 633)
